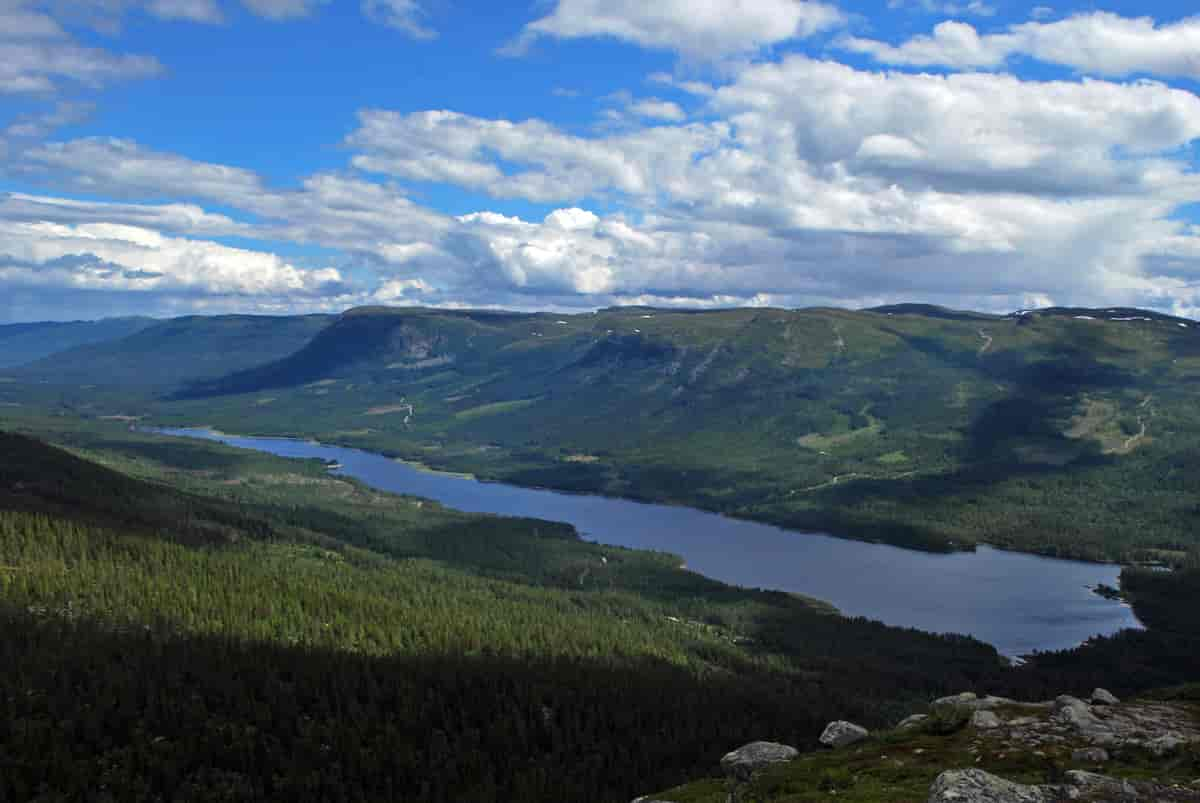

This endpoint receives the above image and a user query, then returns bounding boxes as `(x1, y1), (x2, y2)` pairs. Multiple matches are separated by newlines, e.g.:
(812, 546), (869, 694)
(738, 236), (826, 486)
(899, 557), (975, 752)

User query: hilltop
(638, 687), (1200, 802)
(0, 317), (153, 369)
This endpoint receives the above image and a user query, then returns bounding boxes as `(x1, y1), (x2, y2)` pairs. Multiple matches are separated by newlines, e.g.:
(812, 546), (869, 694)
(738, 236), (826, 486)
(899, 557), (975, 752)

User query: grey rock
(933, 693), (1023, 712)
(1071, 747), (1110, 764)
(897, 714), (929, 730)
(719, 741), (799, 781)
(927, 769), (1061, 802)
(1063, 770), (1138, 800)
(934, 692), (979, 708)
(1055, 695), (1088, 711)
(971, 711), (1003, 730)
(819, 720), (869, 748)
(1145, 734), (1188, 757)
(1091, 688), (1120, 706)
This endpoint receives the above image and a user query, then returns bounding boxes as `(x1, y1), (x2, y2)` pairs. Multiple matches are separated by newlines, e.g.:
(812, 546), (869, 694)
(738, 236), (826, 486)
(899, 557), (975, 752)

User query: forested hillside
(0, 317), (153, 368)
(15, 303), (1191, 562)
(1, 418), (1197, 802)
(11, 313), (332, 388)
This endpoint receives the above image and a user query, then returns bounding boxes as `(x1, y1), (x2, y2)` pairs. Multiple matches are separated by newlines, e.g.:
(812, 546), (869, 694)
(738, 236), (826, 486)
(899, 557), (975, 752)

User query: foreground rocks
(819, 720), (869, 748)
(719, 741), (799, 782)
(929, 768), (1200, 802)
(928, 769), (1060, 802)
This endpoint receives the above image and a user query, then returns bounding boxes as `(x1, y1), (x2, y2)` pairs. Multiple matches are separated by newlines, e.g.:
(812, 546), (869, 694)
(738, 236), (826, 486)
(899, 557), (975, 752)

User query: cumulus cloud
(505, 0), (843, 58)
(843, 12), (1200, 79)
(8, 21), (1200, 319)
(346, 108), (725, 203)
(0, 220), (348, 300)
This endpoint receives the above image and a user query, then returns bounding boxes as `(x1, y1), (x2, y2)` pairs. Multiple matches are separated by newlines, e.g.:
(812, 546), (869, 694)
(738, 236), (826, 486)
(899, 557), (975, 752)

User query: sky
(2, 1), (1200, 322)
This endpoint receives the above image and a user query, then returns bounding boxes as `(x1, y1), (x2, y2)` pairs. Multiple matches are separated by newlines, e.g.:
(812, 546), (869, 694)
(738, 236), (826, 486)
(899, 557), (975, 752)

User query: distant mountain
(13, 314), (333, 388)
(160, 303), (1200, 562)
(0, 317), (154, 369)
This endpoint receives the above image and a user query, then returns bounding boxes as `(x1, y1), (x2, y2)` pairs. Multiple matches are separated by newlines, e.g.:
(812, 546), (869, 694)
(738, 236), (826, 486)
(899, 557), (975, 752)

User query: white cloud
(844, 12), (1200, 79)
(240, 0), (326, 20)
(4, 101), (93, 139)
(0, 220), (346, 298)
(506, 0), (843, 58)
(0, 2), (162, 94)
(361, 0), (434, 39)
(628, 98), (687, 122)
(346, 108), (726, 203)
(9, 41), (1200, 317)
(886, 0), (994, 17)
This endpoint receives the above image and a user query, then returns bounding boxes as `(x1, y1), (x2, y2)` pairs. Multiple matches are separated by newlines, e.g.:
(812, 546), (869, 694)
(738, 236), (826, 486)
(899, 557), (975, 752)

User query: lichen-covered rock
(719, 741), (799, 781)
(971, 711), (1002, 730)
(1091, 688), (1120, 706)
(1062, 770), (1139, 799)
(819, 721), (869, 748)
(927, 769), (1060, 802)
(897, 714), (929, 730)
(934, 692), (979, 708)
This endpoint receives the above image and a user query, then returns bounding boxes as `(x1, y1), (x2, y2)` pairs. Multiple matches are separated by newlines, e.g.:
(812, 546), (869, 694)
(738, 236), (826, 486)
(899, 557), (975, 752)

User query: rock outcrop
(819, 721), (869, 748)
(928, 768), (1200, 802)
(1091, 688), (1120, 706)
(719, 741), (799, 782)
(971, 710), (1002, 730)
(927, 769), (1060, 802)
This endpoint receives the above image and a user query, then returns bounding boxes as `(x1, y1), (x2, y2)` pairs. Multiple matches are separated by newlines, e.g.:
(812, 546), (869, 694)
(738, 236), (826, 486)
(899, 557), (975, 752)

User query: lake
(160, 427), (1143, 657)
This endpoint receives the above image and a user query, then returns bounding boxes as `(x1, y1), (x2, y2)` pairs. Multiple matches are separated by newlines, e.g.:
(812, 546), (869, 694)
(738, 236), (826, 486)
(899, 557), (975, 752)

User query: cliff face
(638, 689), (1200, 803)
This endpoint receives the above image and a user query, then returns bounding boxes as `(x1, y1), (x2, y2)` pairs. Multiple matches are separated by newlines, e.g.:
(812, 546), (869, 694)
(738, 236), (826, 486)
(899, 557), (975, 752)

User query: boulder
(1091, 688), (1120, 706)
(1062, 770), (1137, 798)
(971, 710), (1002, 730)
(927, 769), (1060, 802)
(719, 741), (798, 781)
(819, 721), (869, 749)
(933, 693), (1019, 711)
(934, 692), (979, 708)
(1145, 734), (1188, 757)
(1071, 747), (1110, 764)
(897, 714), (929, 730)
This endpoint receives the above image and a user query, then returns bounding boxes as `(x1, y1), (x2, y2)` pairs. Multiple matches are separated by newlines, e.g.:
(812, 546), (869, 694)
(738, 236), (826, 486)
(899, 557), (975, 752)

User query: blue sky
(2, 0), (1200, 322)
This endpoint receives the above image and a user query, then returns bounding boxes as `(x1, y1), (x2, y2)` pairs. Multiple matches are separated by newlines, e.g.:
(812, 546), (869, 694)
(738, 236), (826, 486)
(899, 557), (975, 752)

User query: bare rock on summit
(971, 710), (1003, 730)
(1091, 688), (1120, 706)
(719, 741), (799, 781)
(897, 713), (930, 730)
(927, 769), (1060, 803)
(819, 721), (869, 748)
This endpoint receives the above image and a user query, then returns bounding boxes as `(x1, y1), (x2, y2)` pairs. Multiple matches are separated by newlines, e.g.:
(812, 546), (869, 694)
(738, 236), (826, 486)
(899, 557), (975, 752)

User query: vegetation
(1, 414), (1198, 801)
(16, 303), (1189, 562)
(642, 699), (1200, 803)
(0, 421), (1008, 803)
(10, 313), (331, 388)
(0, 317), (152, 369)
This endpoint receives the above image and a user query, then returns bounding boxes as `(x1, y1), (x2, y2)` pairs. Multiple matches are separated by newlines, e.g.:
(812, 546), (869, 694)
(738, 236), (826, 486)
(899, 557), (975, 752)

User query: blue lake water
(160, 427), (1143, 658)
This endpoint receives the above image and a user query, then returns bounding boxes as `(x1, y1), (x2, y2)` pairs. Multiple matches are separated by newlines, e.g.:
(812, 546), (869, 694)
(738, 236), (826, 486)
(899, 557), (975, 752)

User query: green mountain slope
(154, 304), (1200, 562)
(0, 317), (153, 368)
(10, 313), (333, 388)
(0, 421), (1032, 803)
